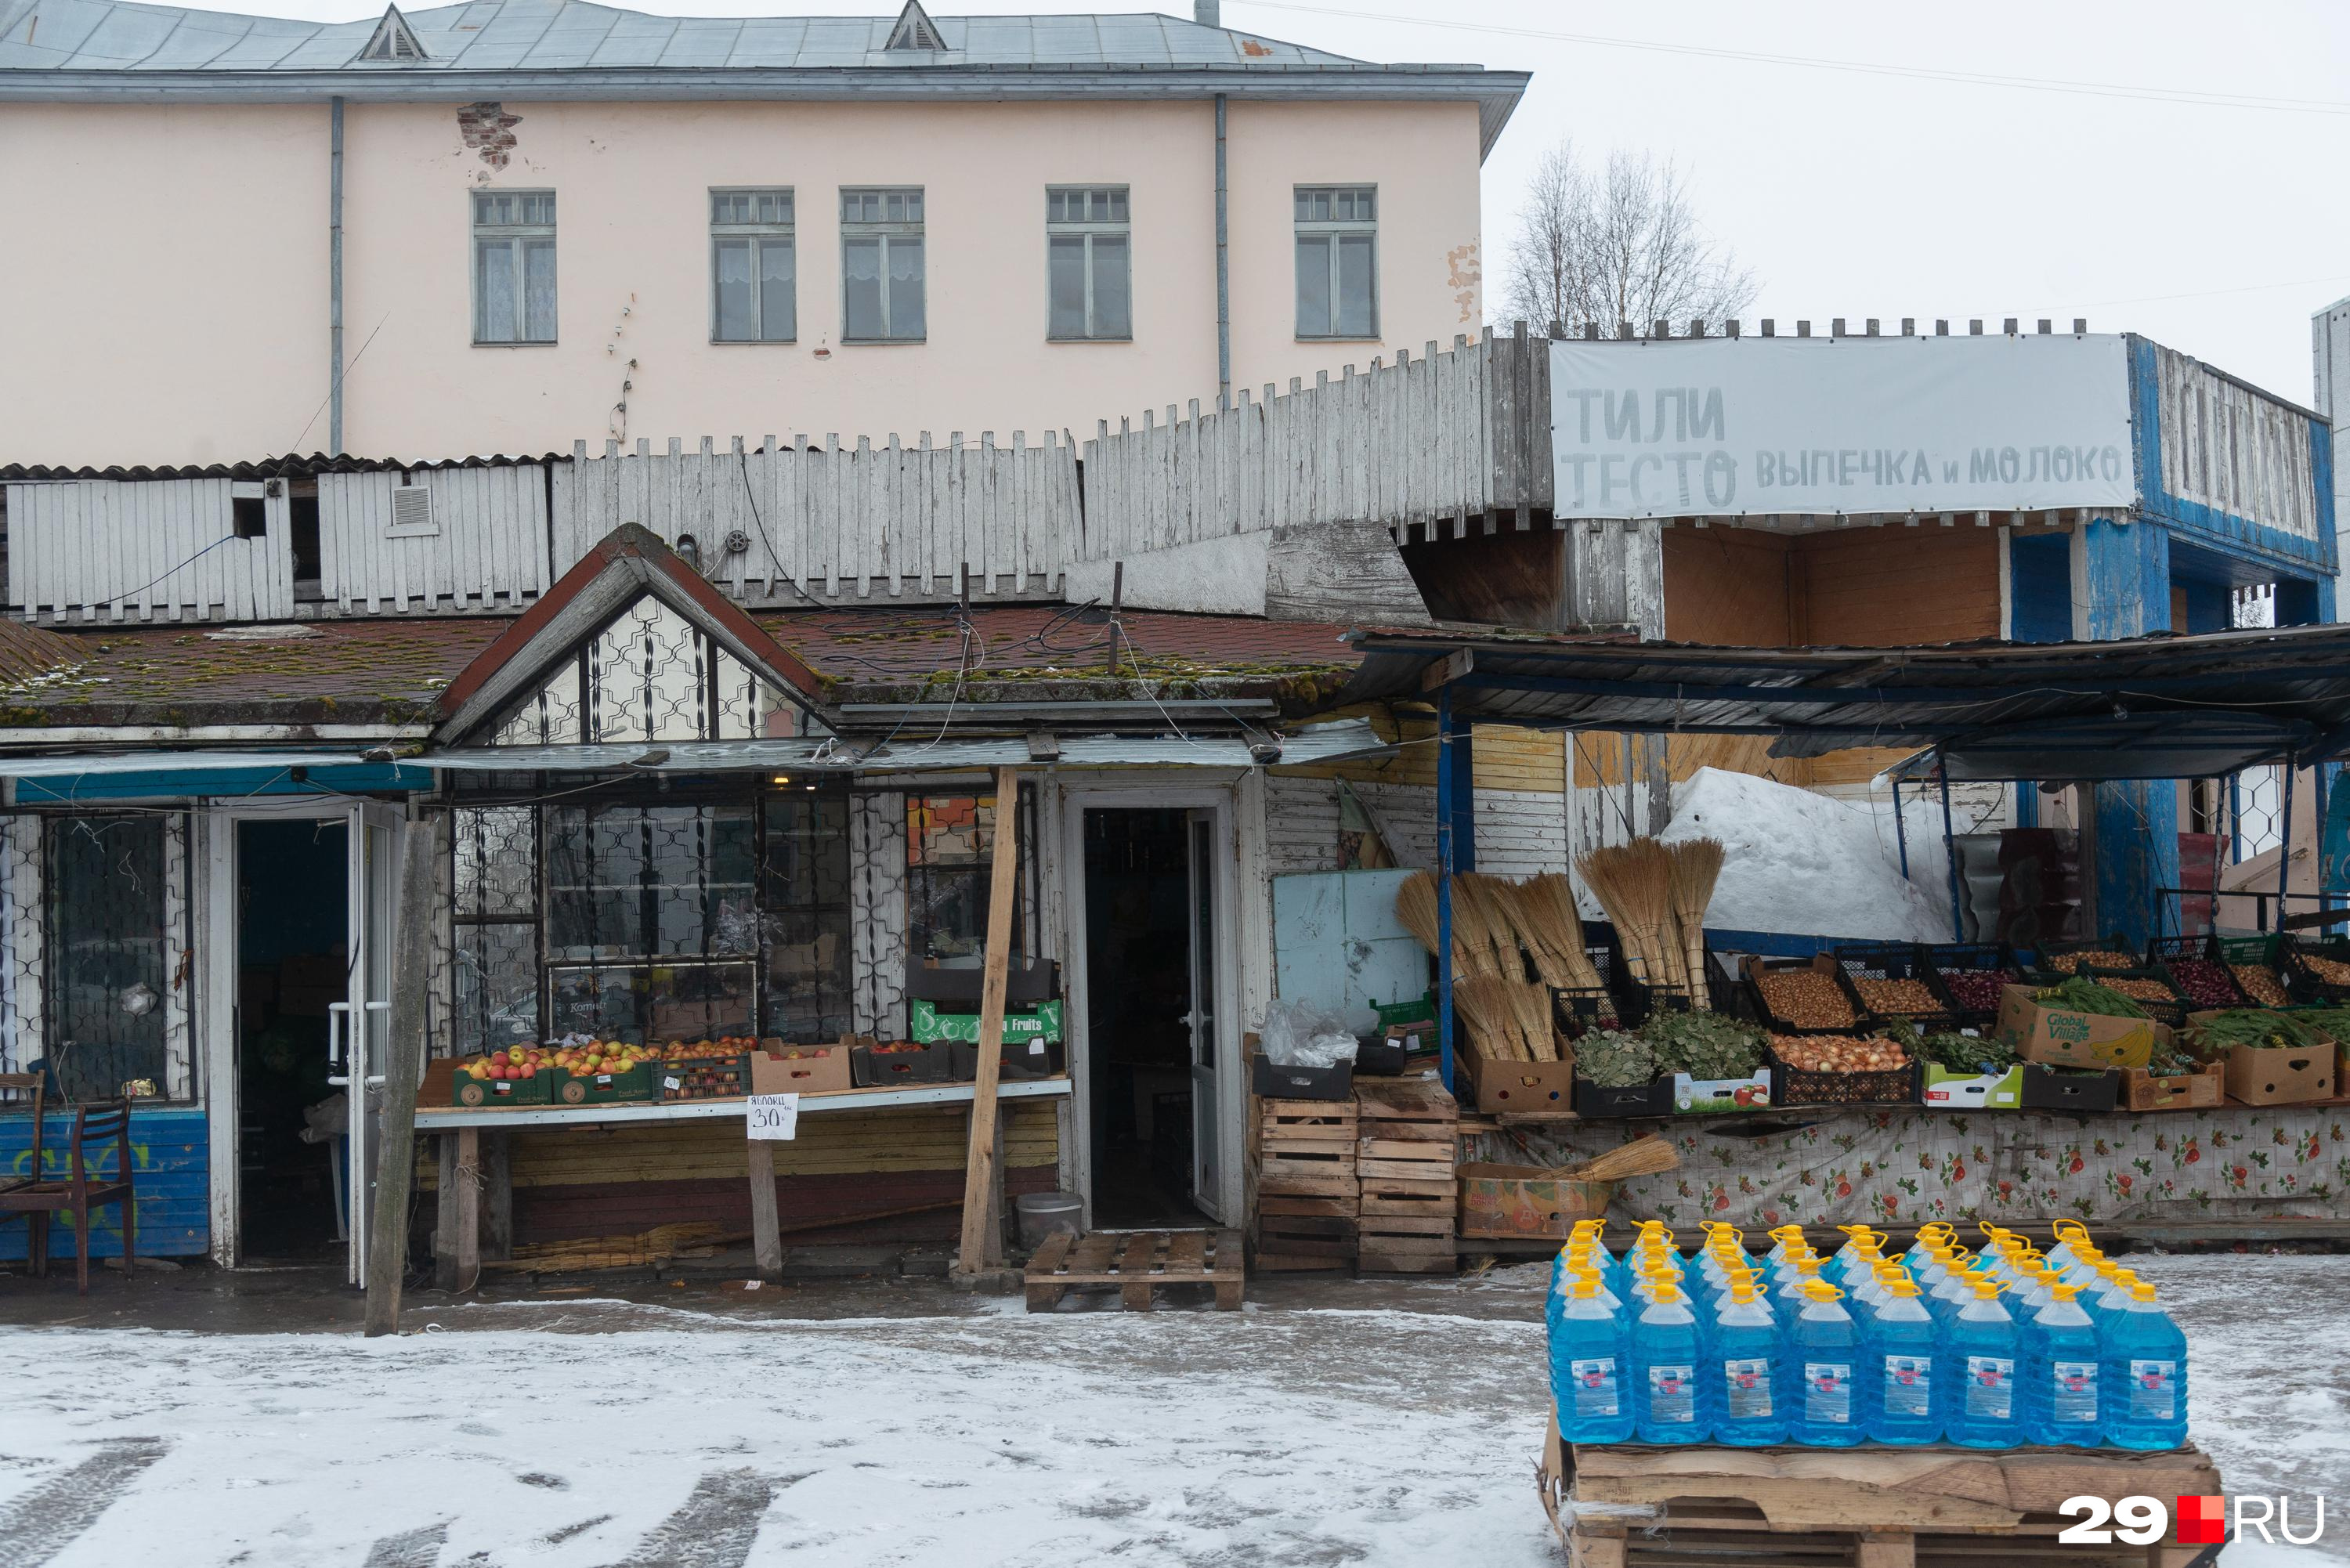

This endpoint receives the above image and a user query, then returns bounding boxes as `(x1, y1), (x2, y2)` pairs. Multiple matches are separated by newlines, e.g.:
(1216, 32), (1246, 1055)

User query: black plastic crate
(1742, 954), (1865, 1035)
(2286, 935), (2350, 1003)
(850, 1040), (955, 1087)
(2214, 934), (2296, 1007)
(2143, 937), (2250, 1013)
(946, 1037), (1068, 1082)
(1918, 942), (2025, 1024)
(2019, 1064), (2120, 1115)
(1251, 1055), (1353, 1102)
(1763, 1037), (1922, 1107)
(1571, 1076), (1676, 1118)
(2033, 937), (2144, 977)
(2068, 965), (2189, 1029)
(1830, 943), (1957, 1029)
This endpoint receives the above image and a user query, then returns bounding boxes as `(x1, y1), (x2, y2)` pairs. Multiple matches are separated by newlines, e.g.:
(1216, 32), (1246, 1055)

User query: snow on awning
(416, 720), (1389, 774)
(0, 750), (370, 778)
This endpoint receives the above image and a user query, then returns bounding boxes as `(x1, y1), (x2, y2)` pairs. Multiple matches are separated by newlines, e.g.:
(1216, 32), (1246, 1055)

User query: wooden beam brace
(956, 766), (1022, 1275)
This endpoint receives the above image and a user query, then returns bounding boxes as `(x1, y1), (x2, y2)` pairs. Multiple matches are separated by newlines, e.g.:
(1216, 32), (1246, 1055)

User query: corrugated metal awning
(0, 750), (368, 778)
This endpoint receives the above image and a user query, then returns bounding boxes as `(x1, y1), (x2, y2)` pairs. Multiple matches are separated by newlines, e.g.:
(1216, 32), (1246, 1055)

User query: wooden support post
(956, 766), (1022, 1277)
(747, 1138), (783, 1279)
(363, 815), (440, 1337)
(434, 1133), (461, 1290)
(454, 1126), (480, 1292)
(480, 1129), (512, 1263)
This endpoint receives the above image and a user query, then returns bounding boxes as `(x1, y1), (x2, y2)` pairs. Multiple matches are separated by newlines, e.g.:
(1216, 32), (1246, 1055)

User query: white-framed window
(711, 187), (796, 344)
(1294, 184), (1377, 340)
(472, 190), (557, 345)
(841, 186), (925, 343)
(1046, 186), (1131, 341)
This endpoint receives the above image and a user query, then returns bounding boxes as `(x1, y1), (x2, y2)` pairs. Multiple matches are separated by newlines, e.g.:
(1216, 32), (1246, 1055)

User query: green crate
(549, 1063), (655, 1105)
(1374, 992), (1436, 1029)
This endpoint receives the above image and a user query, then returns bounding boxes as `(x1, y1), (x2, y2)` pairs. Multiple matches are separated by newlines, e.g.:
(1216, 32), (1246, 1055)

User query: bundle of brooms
(1452, 972), (1559, 1062)
(1397, 870), (1513, 978)
(1574, 836), (1726, 1007)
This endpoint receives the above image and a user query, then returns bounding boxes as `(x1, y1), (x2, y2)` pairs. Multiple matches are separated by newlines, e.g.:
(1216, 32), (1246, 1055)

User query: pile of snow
(1660, 766), (1948, 941)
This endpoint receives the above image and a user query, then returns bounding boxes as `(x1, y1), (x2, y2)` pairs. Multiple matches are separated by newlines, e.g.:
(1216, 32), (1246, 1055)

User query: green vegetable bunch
(1641, 1009), (1766, 1079)
(2183, 1008), (2329, 1057)
(1576, 1028), (1658, 1088)
(1914, 1028), (2017, 1075)
(2034, 976), (2149, 1019)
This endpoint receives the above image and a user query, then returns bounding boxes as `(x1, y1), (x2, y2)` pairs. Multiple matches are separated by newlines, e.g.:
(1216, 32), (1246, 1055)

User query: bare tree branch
(1501, 141), (1758, 335)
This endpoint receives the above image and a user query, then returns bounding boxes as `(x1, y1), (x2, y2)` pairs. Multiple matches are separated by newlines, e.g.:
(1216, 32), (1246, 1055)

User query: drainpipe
(1213, 92), (1230, 411)
(329, 96), (346, 456)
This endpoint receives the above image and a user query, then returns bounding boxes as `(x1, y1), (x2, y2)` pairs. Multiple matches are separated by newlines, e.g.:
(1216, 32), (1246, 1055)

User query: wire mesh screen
(2230, 767), (2283, 863)
(490, 593), (797, 746)
(906, 789), (1037, 960)
(27, 812), (189, 1101)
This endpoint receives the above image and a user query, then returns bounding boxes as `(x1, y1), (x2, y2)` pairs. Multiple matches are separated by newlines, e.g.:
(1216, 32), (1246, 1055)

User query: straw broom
(1552, 1134), (1680, 1183)
(1457, 872), (1533, 981)
(1666, 837), (1726, 1010)
(1577, 840), (1679, 989)
(1396, 870), (1515, 978)
(1454, 974), (1529, 1061)
(1510, 873), (1606, 992)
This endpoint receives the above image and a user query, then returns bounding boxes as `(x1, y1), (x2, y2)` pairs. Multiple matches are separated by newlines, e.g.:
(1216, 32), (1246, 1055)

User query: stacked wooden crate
(1254, 1098), (1359, 1271)
(1354, 1079), (1458, 1274)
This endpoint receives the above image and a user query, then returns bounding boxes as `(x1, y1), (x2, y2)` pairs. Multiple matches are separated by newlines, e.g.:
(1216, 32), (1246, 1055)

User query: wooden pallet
(1024, 1229), (1244, 1311)
(1538, 1422), (2225, 1568)
(1354, 1079), (1458, 1274)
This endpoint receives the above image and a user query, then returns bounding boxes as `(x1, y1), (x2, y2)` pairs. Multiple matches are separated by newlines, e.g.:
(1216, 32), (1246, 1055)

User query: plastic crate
(1741, 954), (1864, 1035)
(1830, 943), (1957, 1030)
(1571, 1076), (1675, 1118)
(1762, 1037), (1922, 1106)
(2144, 936), (2251, 1012)
(850, 1041), (955, 1087)
(450, 1067), (553, 1107)
(650, 1052), (750, 1102)
(2286, 935), (2350, 1003)
(2070, 965), (2189, 1028)
(2033, 937), (2143, 977)
(1918, 942), (2025, 1025)
(2019, 1064), (2120, 1115)
(2215, 934), (2295, 1007)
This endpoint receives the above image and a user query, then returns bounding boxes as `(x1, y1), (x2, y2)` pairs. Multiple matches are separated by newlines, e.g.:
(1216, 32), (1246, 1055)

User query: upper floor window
(1047, 186), (1131, 341)
(712, 187), (796, 343)
(473, 190), (556, 345)
(1294, 184), (1376, 340)
(841, 187), (925, 343)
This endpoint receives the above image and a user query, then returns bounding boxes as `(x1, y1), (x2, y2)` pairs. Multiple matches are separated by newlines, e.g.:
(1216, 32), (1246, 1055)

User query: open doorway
(1082, 808), (1219, 1227)
(234, 818), (349, 1262)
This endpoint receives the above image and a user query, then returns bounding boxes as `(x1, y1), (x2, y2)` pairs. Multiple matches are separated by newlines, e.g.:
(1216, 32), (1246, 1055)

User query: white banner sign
(746, 1093), (801, 1141)
(1549, 334), (2135, 518)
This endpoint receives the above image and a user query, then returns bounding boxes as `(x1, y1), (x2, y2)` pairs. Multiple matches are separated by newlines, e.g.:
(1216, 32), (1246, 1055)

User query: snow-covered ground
(0, 1253), (2341, 1566)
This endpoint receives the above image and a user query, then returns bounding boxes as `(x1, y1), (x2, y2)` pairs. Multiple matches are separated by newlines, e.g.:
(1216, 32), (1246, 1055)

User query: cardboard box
(750, 1041), (852, 1095)
(1668, 1070), (1771, 1113)
(1456, 1162), (1614, 1241)
(1460, 1044), (1576, 1115)
(1922, 1062), (2025, 1110)
(1997, 985), (2165, 1070)
(2122, 1060), (2225, 1112)
(2224, 1042), (2337, 1105)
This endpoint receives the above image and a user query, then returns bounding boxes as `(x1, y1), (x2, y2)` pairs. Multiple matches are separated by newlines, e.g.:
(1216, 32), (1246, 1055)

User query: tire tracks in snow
(0, 1436), (168, 1568)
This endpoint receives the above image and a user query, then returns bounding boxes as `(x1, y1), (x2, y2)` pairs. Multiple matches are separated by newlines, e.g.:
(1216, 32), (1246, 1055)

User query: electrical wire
(1234, 0), (2350, 117)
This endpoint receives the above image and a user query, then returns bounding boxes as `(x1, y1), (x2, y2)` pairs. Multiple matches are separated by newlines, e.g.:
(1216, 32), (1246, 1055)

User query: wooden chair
(0, 1074), (45, 1202)
(0, 1097), (133, 1294)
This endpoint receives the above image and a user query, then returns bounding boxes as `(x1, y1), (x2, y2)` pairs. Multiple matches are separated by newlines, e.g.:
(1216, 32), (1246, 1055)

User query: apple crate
(653, 1053), (750, 1102)
(450, 1069), (553, 1108)
(549, 1064), (654, 1105)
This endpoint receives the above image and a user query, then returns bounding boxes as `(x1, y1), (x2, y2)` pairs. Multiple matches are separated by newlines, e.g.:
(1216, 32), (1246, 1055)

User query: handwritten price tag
(746, 1093), (801, 1141)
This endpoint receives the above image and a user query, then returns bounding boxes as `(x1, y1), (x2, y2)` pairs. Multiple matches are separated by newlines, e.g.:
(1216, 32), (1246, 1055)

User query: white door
(334, 804), (403, 1285)
(1184, 809), (1221, 1218)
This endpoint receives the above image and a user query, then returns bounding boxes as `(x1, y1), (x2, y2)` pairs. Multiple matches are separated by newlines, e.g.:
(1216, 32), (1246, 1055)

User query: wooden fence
(1076, 327), (1555, 562)
(4, 476), (295, 623)
(551, 433), (1079, 601)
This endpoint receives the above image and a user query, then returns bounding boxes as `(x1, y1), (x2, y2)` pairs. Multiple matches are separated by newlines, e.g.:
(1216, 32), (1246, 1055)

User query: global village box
(1996, 985), (2165, 1070)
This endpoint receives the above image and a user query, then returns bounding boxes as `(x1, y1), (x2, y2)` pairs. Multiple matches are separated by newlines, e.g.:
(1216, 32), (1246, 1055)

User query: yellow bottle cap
(1883, 1279), (1921, 1297)
(2052, 1282), (2084, 1302)
(1971, 1278), (2003, 1298)
(1652, 1284), (1683, 1304)
(1728, 1283), (1759, 1303)
(1571, 1280), (1600, 1299)
(2131, 1282), (2158, 1302)
(1800, 1280), (1844, 1302)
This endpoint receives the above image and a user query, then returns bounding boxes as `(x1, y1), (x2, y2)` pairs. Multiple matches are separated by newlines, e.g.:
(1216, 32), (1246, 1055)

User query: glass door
(1184, 810), (1220, 1218)
(335, 804), (402, 1286)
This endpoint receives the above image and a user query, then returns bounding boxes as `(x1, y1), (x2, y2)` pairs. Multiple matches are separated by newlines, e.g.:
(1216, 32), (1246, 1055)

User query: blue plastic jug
(1943, 1279), (2023, 1447)
(1709, 1283), (1785, 1446)
(1551, 1278), (1634, 1443)
(1631, 1284), (1709, 1444)
(2098, 1282), (2189, 1450)
(1786, 1281), (1864, 1447)
(2023, 1282), (2103, 1447)
(1864, 1278), (1942, 1444)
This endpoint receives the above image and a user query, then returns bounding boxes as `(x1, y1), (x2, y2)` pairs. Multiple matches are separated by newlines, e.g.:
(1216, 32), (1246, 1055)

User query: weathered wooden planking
(1025, 1229), (1244, 1311)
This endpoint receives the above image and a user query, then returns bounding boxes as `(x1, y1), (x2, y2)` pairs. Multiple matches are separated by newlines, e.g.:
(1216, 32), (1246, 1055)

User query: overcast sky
(203, 0), (2350, 403)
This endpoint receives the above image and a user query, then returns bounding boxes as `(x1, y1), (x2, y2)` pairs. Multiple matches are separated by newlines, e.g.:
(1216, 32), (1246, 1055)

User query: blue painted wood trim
(2129, 335), (2337, 577)
(0, 1106), (209, 1259)
(14, 762), (431, 804)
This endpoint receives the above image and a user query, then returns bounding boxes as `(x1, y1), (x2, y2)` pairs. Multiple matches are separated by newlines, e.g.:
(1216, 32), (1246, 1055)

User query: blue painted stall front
(0, 1107), (208, 1259)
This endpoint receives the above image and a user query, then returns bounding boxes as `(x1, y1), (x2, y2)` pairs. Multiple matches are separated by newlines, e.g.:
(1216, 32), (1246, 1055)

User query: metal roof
(1337, 623), (2350, 782)
(0, 450), (559, 482)
(0, 0), (1526, 153)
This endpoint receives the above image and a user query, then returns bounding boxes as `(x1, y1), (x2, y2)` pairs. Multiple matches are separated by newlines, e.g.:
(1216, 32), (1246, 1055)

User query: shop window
(490, 595), (791, 746)
(45, 815), (168, 1100)
(760, 790), (852, 1041)
(906, 789), (1036, 960)
(451, 804), (540, 1057)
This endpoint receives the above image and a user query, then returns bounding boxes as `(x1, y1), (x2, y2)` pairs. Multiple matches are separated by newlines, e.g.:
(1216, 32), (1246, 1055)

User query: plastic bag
(1261, 997), (1366, 1068)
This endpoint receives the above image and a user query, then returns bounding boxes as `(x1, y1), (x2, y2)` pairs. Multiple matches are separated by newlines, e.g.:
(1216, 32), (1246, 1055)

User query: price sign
(746, 1093), (801, 1141)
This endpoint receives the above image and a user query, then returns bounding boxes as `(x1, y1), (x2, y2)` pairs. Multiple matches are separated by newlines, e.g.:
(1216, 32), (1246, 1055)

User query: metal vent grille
(388, 484), (437, 535)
